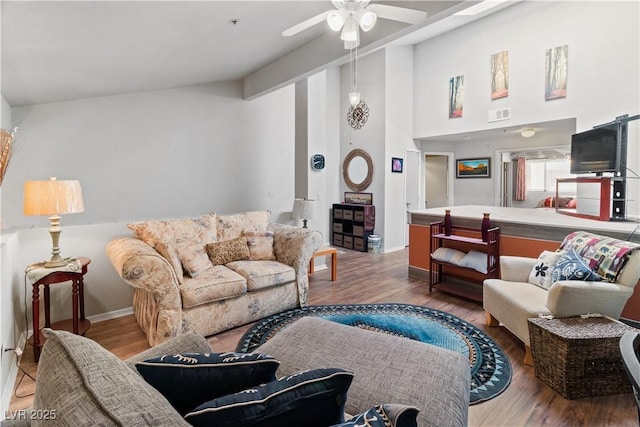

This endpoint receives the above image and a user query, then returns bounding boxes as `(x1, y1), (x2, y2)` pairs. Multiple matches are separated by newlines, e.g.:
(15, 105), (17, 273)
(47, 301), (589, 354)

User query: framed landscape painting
(456, 158), (491, 178)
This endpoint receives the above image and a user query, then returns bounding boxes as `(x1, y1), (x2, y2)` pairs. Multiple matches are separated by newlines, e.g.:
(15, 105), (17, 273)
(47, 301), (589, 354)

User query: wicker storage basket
(528, 316), (636, 399)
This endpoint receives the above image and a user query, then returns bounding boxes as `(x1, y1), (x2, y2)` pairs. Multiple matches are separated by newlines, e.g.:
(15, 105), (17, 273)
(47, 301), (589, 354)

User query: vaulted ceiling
(1, 1), (516, 107)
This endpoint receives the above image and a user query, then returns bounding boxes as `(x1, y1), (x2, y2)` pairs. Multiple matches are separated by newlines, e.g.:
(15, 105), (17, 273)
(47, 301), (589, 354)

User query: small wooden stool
(309, 247), (337, 281)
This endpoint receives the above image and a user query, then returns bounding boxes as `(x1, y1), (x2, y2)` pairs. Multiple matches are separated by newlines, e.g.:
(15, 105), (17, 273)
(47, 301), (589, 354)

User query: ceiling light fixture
(327, 1), (378, 49)
(520, 128), (536, 138)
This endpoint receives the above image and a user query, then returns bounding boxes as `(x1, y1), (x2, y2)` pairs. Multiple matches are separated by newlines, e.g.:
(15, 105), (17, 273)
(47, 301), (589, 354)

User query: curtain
(515, 156), (526, 201)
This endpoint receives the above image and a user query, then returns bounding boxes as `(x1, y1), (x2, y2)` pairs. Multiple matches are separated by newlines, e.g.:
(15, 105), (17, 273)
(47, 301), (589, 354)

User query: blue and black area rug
(237, 303), (511, 404)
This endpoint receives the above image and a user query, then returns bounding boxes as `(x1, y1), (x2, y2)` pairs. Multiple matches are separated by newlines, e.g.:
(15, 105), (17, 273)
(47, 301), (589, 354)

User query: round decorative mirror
(343, 149), (373, 191)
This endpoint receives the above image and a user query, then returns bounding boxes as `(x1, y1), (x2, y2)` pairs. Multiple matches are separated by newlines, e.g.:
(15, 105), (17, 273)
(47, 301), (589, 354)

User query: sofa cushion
(175, 242), (212, 278)
(184, 368), (354, 427)
(458, 250), (488, 274)
(32, 329), (188, 427)
(226, 260), (296, 291)
(128, 213), (218, 284)
(180, 265), (247, 308)
(217, 210), (271, 241)
(333, 404), (420, 427)
(136, 352), (280, 415)
(551, 249), (603, 282)
(245, 231), (276, 261)
(206, 237), (250, 266)
(431, 247), (466, 265)
(528, 250), (562, 290)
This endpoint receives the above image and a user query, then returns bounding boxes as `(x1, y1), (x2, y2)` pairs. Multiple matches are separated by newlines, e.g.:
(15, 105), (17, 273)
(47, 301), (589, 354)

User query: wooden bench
(309, 246), (337, 281)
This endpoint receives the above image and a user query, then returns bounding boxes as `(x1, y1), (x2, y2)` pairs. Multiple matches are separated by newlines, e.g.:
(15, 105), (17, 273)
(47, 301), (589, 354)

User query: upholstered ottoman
(256, 316), (470, 427)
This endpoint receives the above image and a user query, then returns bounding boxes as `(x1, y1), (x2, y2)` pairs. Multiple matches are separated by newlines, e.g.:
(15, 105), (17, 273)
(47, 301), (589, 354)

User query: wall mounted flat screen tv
(570, 124), (620, 174)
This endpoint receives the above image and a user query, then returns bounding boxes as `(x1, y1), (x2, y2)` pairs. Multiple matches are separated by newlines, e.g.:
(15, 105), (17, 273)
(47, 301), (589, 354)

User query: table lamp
(292, 198), (314, 228)
(23, 177), (85, 267)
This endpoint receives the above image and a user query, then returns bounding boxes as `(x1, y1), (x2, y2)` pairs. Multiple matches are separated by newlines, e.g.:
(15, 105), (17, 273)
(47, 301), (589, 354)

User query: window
(526, 158), (575, 192)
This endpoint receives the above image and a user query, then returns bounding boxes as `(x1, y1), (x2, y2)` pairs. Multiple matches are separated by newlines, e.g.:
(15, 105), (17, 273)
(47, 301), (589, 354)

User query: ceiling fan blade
(367, 4), (427, 25)
(282, 11), (331, 37)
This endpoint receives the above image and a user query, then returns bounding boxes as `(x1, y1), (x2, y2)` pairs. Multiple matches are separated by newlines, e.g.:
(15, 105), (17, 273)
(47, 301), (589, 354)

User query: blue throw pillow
(551, 249), (603, 282)
(135, 352), (279, 415)
(184, 368), (354, 427)
(332, 404), (419, 427)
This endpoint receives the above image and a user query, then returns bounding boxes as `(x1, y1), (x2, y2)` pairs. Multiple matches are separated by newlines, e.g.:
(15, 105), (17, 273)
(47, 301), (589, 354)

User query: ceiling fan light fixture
(327, 10), (345, 31)
(359, 11), (377, 31)
(340, 15), (358, 42)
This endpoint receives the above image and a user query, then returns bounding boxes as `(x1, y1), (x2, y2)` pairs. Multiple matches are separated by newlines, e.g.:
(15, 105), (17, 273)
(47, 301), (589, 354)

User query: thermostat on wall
(311, 154), (325, 170)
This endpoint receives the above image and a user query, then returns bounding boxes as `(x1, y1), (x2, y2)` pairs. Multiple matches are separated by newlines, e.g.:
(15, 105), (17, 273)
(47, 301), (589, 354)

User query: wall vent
(488, 107), (511, 122)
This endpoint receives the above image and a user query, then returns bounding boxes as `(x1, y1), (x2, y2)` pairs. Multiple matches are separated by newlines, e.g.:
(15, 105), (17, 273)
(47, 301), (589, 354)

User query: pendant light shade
(327, 10), (345, 31)
(340, 15), (358, 42)
(349, 92), (361, 106)
(359, 11), (377, 31)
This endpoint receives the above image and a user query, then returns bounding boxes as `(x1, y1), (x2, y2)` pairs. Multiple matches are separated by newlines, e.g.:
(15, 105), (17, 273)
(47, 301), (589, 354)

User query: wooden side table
(28, 257), (92, 362)
(309, 247), (337, 281)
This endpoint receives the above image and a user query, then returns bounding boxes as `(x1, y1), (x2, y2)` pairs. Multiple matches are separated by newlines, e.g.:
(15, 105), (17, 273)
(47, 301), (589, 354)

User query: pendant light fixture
(346, 43), (369, 130)
(348, 44), (360, 106)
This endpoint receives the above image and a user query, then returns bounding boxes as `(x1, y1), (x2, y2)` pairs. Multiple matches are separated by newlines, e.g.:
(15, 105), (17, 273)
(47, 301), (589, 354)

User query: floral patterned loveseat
(106, 211), (322, 347)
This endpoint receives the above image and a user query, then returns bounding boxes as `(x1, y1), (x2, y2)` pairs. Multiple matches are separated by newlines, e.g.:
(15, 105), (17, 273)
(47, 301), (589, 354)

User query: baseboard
(382, 245), (406, 253)
(87, 307), (134, 324)
(408, 265), (430, 282)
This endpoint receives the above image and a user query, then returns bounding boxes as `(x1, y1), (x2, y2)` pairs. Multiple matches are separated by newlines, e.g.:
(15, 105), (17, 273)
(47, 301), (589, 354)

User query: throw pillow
(175, 242), (212, 278)
(332, 404), (420, 427)
(184, 368), (354, 427)
(136, 352), (279, 416)
(528, 250), (562, 290)
(127, 213), (218, 284)
(431, 247), (466, 265)
(244, 231), (276, 261)
(458, 250), (488, 274)
(551, 249), (603, 282)
(206, 237), (250, 266)
(217, 210), (271, 241)
(33, 329), (189, 427)
(559, 231), (640, 281)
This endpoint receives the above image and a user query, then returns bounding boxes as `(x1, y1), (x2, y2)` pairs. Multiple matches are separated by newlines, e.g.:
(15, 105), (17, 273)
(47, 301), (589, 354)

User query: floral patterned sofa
(106, 211), (322, 347)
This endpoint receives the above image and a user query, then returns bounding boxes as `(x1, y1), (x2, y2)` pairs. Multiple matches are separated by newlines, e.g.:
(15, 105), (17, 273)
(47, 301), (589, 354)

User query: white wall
(384, 46), (417, 251)
(414, 1), (640, 215)
(307, 69), (341, 245)
(1, 95), (18, 413)
(340, 51), (386, 238)
(0, 82), (298, 409)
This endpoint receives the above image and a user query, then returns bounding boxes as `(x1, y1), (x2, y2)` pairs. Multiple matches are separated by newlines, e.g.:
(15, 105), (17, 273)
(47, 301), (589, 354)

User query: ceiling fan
(282, 0), (428, 49)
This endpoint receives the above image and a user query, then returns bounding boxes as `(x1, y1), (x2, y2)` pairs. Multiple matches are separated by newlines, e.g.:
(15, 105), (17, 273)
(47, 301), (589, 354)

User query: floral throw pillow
(244, 231), (276, 261)
(528, 250), (562, 290)
(551, 249), (603, 282)
(175, 242), (212, 278)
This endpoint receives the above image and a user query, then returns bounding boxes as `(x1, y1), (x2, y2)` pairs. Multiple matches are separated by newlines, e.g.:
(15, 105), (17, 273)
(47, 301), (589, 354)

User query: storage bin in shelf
(429, 221), (500, 302)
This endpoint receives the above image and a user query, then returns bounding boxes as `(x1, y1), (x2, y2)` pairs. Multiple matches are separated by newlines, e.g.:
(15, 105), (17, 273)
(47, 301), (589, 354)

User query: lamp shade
(327, 10), (345, 31)
(340, 15), (358, 42)
(24, 178), (85, 216)
(292, 199), (314, 221)
(358, 11), (377, 32)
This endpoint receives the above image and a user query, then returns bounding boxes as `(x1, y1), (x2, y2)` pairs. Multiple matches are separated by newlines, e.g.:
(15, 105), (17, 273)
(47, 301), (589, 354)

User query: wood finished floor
(9, 248), (638, 426)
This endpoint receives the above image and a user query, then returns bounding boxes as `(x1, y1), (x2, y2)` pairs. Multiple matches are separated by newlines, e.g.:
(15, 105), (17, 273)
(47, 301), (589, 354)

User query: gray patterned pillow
(32, 329), (188, 427)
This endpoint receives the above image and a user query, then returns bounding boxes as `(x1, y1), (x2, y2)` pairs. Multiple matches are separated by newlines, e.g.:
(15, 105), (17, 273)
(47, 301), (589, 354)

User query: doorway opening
(424, 152), (455, 209)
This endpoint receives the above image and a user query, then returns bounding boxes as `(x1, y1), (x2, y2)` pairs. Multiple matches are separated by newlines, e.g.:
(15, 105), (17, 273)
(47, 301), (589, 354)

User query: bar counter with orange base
(408, 205), (640, 322)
